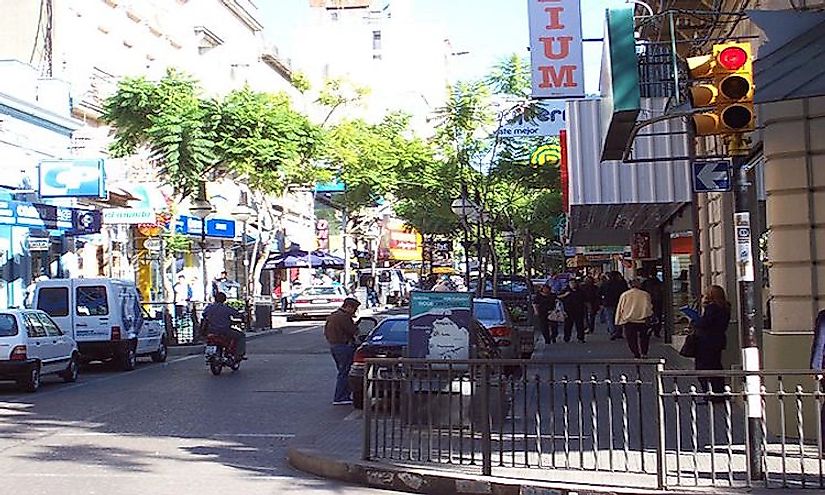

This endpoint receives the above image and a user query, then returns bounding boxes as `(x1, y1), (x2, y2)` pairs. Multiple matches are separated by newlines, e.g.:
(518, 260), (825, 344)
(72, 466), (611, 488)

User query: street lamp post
(502, 229), (516, 276)
(232, 191), (256, 328)
(451, 186), (479, 290)
(189, 181), (214, 343)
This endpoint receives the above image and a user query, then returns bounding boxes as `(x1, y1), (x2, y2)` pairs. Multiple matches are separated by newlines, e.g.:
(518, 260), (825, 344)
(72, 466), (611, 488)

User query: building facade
(0, 0), (315, 307)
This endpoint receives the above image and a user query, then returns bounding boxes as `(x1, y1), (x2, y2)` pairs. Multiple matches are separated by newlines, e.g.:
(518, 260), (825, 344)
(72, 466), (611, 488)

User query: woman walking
(693, 285), (731, 399)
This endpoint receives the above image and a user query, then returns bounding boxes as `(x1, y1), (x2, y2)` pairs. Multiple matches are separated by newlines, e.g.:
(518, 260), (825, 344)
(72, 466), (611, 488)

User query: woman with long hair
(693, 285), (732, 399)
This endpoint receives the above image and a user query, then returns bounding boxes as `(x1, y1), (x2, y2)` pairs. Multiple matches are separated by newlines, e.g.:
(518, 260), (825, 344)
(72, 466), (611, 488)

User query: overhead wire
(28, 0), (46, 65)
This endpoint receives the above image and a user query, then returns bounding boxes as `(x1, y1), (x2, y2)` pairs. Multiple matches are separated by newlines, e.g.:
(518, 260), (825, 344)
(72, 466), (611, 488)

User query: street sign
(734, 212), (754, 282)
(27, 238), (50, 252)
(143, 238), (162, 252)
(692, 159), (732, 192)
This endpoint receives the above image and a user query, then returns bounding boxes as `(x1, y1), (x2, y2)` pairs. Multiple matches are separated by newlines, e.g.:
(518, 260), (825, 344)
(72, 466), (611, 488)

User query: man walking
(324, 297), (361, 405)
(532, 284), (555, 345)
(600, 271), (628, 340)
(640, 268), (665, 338)
(615, 279), (654, 359)
(559, 279), (587, 343)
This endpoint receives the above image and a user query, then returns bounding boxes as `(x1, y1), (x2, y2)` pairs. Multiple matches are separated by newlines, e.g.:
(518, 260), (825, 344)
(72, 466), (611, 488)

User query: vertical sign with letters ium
(528, 0), (585, 98)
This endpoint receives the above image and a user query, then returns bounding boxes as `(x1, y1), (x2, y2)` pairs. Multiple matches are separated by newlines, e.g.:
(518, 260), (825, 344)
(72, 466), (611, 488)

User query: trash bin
(254, 302), (272, 330)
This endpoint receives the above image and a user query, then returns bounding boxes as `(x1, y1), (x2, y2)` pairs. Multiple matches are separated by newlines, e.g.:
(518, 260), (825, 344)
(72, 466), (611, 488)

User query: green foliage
(215, 87), (325, 193)
(485, 54), (531, 98)
(316, 77), (371, 126)
(103, 69), (218, 198)
(104, 69), (326, 197)
(162, 232), (192, 255)
(433, 81), (492, 169)
(290, 70), (311, 93)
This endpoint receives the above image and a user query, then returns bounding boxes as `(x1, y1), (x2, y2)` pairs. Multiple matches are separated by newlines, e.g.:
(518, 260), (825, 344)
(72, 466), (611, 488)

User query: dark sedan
(348, 315), (500, 409)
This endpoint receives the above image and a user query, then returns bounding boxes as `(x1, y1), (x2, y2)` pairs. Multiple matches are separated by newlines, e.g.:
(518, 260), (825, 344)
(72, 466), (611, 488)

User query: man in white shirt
(615, 278), (653, 358)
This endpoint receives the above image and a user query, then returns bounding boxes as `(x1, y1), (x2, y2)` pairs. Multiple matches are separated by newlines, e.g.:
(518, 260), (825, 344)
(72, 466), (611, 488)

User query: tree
(103, 69), (218, 198)
(104, 69), (326, 197)
(104, 69), (329, 300)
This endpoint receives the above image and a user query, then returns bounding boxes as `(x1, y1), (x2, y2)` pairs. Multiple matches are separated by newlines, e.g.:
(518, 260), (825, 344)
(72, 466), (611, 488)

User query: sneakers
(332, 400), (353, 406)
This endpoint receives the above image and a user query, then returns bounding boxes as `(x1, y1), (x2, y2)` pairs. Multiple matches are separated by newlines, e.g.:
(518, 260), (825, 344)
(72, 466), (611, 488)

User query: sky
(259, 0), (629, 95)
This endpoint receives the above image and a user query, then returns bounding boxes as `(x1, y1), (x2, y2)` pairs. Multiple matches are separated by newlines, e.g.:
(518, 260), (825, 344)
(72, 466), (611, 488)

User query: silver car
(473, 298), (528, 359)
(0, 309), (80, 392)
(289, 285), (349, 320)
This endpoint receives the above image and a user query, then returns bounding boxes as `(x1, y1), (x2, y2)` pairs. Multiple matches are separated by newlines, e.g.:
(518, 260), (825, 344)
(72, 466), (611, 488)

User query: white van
(32, 278), (168, 371)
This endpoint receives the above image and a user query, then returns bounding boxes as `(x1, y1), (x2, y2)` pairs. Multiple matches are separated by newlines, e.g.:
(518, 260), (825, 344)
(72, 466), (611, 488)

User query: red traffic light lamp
(685, 42), (755, 136)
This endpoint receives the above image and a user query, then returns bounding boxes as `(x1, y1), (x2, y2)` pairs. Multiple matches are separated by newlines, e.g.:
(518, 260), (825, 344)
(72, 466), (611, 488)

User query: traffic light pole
(730, 141), (763, 481)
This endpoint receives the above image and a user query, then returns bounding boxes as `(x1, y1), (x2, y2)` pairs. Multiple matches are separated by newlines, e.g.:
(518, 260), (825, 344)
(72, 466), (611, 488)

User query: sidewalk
(287, 326), (712, 495)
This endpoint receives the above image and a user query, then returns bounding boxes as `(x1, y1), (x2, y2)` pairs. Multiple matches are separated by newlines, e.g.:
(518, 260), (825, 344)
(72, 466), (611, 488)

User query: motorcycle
(204, 333), (242, 375)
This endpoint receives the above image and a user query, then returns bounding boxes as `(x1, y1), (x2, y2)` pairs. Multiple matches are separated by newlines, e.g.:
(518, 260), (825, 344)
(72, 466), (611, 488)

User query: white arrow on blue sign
(692, 159), (732, 193)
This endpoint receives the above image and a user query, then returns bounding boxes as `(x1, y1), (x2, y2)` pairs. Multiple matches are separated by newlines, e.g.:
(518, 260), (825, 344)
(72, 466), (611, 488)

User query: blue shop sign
(38, 158), (107, 198)
(175, 215), (236, 239)
(0, 199), (102, 235)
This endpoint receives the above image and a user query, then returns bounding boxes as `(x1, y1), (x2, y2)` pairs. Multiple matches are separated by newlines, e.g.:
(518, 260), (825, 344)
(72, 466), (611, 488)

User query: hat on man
(343, 297), (361, 308)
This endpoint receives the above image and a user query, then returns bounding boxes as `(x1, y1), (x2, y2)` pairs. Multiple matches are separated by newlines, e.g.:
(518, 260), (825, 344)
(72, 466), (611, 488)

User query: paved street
(0, 319), (406, 495)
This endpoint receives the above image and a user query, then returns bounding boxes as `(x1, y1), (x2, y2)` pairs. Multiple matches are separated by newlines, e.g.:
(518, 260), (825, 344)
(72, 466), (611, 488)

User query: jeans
(623, 322), (650, 358)
(604, 306), (620, 337)
(330, 344), (355, 402)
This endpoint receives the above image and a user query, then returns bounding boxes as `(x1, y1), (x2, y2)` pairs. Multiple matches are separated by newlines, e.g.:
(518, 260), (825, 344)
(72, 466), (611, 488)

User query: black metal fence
(362, 359), (825, 490)
(142, 301), (206, 345)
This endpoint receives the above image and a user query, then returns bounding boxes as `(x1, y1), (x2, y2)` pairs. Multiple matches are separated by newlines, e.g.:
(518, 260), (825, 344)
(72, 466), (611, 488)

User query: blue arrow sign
(692, 159), (732, 193)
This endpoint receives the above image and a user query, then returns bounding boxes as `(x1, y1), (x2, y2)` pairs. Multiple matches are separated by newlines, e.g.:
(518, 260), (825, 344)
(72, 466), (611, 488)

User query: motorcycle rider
(201, 291), (246, 358)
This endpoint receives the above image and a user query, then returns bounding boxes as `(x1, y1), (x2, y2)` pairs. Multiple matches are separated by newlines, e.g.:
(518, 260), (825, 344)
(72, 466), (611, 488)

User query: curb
(287, 446), (680, 495)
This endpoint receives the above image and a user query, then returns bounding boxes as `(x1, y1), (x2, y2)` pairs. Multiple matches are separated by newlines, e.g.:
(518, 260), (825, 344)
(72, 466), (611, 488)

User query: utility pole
(729, 135), (763, 481)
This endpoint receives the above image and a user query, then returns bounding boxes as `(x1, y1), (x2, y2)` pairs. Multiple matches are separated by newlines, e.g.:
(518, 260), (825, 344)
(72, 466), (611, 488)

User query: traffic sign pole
(731, 147), (763, 481)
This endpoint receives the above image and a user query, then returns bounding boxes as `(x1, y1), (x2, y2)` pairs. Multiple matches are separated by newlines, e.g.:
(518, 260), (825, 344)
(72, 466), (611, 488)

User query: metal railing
(362, 359), (825, 490)
(142, 301), (208, 345)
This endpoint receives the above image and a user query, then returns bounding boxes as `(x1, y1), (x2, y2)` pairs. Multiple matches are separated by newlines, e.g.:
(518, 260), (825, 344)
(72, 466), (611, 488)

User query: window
(76, 286), (109, 316)
(302, 287), (338, 296)
(372, 30), (382, 50)
(370, 318), (407, 345)
(473, 302), (503, 322)
(24, 314), (47, 338)
(36, 313), (63, 337)
(0, 314), (18, 337)
(37, 287), (69, 317)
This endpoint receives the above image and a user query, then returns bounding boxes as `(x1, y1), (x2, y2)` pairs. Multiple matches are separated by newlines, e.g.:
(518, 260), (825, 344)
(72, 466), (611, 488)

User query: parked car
(289, 285), (348, 320)
(0, 309), (80, 392)
(348, 315), (502, 409)
(32, 278), (168, 371)
(473, 298), (534, 359)
(470, 276), (532, 318)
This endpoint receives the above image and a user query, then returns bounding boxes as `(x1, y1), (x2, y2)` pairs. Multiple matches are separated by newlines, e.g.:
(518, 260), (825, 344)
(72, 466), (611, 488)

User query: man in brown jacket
(325, 297), (361, 405)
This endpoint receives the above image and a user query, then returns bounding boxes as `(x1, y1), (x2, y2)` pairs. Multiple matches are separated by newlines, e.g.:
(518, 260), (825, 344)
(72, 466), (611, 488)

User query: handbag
(547, 300), (567, 323)
(679, 332), (697, 358)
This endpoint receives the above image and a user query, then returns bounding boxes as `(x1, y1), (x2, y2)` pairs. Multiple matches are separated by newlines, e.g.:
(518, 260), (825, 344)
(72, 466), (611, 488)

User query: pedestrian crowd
(532, 269), (731, 398)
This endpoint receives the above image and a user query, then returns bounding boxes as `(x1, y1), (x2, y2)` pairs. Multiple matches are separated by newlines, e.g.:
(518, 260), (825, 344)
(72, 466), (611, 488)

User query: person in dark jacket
(581, 276), (600, 334)
(559, 279), (587, 343)
(533, 284), (557, 344)
(324, 297), (361, 405)
(600, 271), (628, 340)
(639, 268), (665, 338)
(693, 285), (731, 399)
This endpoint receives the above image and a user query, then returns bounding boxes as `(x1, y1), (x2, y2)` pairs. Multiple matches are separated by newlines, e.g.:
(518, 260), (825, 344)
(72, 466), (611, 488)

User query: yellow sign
(530, 144), (562, 165)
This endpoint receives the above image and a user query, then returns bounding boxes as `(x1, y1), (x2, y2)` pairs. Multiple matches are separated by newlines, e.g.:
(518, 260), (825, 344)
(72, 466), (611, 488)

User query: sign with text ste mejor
(528, 0), (585, 98)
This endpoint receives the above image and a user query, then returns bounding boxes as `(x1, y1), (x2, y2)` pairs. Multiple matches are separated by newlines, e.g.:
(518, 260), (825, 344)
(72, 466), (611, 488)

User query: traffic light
(686, 42), (754, 136)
